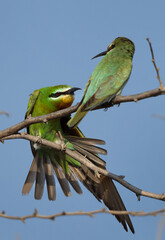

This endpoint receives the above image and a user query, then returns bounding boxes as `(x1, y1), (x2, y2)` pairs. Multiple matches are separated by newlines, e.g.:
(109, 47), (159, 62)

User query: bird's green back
(82, 37), (135, 110)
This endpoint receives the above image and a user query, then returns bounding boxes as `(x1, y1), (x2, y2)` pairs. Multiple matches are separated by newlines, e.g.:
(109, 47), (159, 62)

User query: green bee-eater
(22, 85), (134, 233)
(67, 37), (135, 128)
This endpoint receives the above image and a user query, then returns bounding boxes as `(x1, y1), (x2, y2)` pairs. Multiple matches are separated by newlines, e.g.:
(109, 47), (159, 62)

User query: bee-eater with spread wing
(67, 37), (135, 128)
(22, 85), (134, 233)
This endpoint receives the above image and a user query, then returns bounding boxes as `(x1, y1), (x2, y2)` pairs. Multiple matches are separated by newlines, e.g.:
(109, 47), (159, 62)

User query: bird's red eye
(54, 92), (61, 97)
(49, 92), (61, 98)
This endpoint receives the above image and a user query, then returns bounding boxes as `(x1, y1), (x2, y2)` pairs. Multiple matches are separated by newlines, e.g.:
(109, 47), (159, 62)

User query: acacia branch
(3, 133), (165, 202)
(1, 208), (165, 222)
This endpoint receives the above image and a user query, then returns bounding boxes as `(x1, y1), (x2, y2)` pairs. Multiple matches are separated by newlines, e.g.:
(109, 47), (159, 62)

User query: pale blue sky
(0, 0), (165, 239)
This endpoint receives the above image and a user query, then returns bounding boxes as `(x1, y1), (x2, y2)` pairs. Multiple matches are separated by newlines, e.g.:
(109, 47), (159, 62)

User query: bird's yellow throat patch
(59, 94), (74, 109)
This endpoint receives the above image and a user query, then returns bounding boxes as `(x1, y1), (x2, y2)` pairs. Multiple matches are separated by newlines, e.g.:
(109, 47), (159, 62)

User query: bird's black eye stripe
(49, 88), (80, 98)
(49, 92), (62, 98)
(108, 43), (115, 52)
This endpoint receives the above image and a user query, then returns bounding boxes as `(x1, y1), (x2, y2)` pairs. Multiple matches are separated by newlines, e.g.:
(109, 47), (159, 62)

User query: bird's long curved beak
(66, 87), (81, 94)
(91, 50), (107, 60)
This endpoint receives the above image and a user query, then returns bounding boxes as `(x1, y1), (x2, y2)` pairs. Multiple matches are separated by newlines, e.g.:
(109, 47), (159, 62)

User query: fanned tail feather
(74, 142), (107, 155)
(67, 166), (82, 194)
(44, 155), (56, 200)
(73, 144), (106, 167)
(66, 136), (106, 145)
(35, 154), (45, 199)
(22, 157), (37, 195)
(66, 135), (107, 167)
(69, 164), (101, 201)
(52, 161), (71, 197)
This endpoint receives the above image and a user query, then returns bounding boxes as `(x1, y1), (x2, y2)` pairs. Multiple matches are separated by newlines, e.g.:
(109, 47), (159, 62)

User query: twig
(0, 111), (10, 117)
(3, 132), (165, 202)
(146, 37), (163, 87)
(152, 114), (165, 121)
(1, 208), (165, 222)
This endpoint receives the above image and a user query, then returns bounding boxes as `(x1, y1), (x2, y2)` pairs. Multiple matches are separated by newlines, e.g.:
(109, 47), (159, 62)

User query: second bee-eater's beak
(66, 87), (81, 94)
(91, 50), (107, 60)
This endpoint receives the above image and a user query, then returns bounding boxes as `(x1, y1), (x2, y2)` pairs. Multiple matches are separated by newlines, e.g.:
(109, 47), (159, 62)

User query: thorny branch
(1, 208), (165, 222)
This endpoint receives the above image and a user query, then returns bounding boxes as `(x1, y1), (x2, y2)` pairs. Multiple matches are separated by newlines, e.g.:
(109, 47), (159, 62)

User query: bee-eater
(22, 85), (134, 233)
(67, 37), (135, 128)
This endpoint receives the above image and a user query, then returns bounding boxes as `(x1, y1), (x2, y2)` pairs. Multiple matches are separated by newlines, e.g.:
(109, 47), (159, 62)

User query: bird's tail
(99, 175), (135, 233)
(69, 164), (135, 233)
(67, 105), (87, 128)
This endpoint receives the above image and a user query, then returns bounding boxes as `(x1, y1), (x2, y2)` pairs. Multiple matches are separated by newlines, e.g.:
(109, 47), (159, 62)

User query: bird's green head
(92, 37), (135, 60)
(26, 85), (81, 117)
